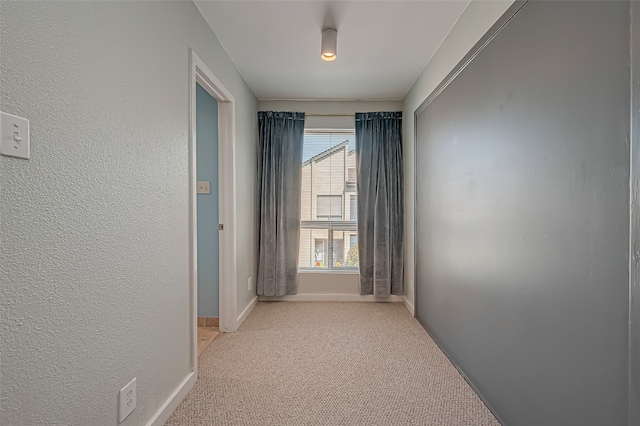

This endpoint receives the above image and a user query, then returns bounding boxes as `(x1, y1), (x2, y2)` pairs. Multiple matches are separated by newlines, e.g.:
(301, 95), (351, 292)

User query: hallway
(166, 302), (498, 425)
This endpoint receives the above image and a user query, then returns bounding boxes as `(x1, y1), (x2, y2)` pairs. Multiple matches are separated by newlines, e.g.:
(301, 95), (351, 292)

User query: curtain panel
(256, 111), (305, 296)
(355, 112), (404, 296)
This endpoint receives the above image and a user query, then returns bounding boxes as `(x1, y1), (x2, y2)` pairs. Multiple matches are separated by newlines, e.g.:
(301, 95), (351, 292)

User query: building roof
(303, 140), (349, 167)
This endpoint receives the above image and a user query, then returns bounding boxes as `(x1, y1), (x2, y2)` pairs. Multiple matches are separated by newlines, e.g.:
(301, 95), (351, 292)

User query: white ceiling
(194, 1), (471, 101)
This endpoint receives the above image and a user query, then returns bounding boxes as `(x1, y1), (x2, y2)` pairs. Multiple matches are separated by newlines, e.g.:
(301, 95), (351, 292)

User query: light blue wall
(196, 83), (219, 317)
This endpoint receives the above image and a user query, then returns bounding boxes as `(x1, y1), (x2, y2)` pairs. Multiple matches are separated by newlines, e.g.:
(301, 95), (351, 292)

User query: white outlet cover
(197, 181), (211, 194)
(119, 377), (137, 423)
(0, 111), (30, 159)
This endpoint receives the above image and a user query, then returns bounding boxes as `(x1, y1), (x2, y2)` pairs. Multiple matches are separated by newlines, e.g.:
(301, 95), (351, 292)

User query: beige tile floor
(197, 327), (219, 356)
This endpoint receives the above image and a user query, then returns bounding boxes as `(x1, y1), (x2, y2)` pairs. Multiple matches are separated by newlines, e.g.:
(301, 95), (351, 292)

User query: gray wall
(631, 5), (640, 424)
(403, 0), (516, 315)
(0, 1), (257, 424)
(415, 2), (630, 425)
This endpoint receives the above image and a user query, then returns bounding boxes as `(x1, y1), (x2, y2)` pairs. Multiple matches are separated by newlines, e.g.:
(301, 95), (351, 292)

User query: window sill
(298, 269), (360, 275)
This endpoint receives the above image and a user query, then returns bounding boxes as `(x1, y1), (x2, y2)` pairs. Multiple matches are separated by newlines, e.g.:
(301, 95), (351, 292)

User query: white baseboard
(402, 295), (415, 316)
(146, 371), (196, 426)
(236, 296), (258, 327)
(258, 293), (404, 302)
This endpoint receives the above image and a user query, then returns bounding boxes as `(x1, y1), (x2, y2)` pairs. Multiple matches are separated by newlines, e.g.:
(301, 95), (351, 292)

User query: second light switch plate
(197, 181), (210, 194)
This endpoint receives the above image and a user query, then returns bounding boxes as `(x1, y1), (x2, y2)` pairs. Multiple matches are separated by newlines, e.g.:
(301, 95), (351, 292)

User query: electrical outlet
(119, 378), (136, 423)
(248, 276), (252, 291)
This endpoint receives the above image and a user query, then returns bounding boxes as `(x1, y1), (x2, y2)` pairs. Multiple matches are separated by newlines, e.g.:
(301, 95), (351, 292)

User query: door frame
(189, 50), (238, 370)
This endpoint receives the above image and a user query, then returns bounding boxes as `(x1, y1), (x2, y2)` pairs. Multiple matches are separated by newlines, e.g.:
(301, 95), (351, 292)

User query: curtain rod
(305, 113), (355, 117)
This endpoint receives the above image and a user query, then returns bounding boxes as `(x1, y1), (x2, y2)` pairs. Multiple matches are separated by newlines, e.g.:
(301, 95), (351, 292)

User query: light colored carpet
(166, 302), (499, 426)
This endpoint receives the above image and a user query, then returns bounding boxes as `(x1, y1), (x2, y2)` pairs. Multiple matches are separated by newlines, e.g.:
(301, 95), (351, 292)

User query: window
(317, 195), (342, 220)
(347, 167), (357, 183)
(349, 195), (357, 221)
(299, 131), (358, 270)
(314, 239), (325, 264)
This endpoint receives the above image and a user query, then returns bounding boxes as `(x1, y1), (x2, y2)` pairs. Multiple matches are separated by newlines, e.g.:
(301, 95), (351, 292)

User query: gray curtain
(355, 112), (404, 296)
(256, 111), (305, 296)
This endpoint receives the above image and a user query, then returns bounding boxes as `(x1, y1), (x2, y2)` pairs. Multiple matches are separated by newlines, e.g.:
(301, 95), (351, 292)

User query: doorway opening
(195, 82), (220, 355)
(189, 50), (238, 372)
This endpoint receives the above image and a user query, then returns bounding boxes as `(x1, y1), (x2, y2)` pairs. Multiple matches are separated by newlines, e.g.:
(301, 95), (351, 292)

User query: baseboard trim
(146, 371), (196, 426)
(402, 295), (415, 316)
(237, 296), (258, 327)
(258, 294), (404, 302)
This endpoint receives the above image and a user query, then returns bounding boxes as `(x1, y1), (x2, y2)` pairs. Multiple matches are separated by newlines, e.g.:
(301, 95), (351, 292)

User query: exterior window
(299, 131), (358, 270)
(317, 195), (342, 220)
(314, 239), (325, 265)
(347, 167), (357, 183)
(349, 195), (357, 221)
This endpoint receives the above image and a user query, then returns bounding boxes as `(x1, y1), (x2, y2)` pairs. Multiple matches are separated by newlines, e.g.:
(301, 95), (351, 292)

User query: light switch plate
(197, 181), (211, 194)
(0, 112), (30, 159)
(119, 377), (136, 423)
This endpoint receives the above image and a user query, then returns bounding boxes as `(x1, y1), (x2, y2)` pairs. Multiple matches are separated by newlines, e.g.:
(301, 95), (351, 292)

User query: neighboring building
(299, 139), (358, 269)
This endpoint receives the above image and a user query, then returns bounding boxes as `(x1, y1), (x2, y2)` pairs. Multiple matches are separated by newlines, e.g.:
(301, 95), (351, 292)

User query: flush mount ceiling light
(321, 28), (337, 61)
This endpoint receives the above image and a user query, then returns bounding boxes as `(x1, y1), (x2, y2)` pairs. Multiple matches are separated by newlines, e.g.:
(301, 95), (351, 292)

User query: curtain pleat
(355, 112), (404, 296)
(256, 111), (305, 296)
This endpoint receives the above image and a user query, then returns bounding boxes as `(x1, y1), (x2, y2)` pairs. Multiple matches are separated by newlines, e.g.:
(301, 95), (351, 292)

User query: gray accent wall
(403, 0), (516, 316)
(415, 2), (630, 425)
(629, 4), (640, 424)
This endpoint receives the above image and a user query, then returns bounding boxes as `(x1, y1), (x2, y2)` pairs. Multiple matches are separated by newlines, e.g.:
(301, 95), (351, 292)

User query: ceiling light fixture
(321, 28), (337, 61)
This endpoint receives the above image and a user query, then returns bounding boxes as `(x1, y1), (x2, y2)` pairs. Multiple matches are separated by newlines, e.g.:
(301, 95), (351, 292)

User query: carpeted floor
(166, 302), (499, 426)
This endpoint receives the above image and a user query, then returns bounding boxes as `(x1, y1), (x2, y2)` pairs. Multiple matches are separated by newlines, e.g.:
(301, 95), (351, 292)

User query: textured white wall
(0, 1), (257, 425)
(402, 0), (515, 312)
